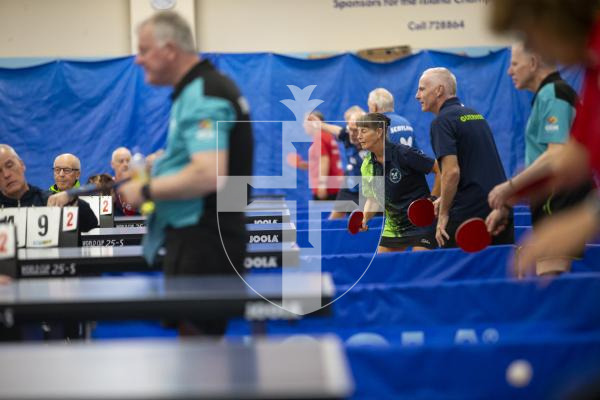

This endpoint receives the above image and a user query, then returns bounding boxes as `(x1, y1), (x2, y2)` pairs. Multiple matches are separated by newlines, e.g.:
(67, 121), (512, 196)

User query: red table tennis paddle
(407, 198), (435, 227)
(347, 210), (364, 235)
(455, 218), (491, 253)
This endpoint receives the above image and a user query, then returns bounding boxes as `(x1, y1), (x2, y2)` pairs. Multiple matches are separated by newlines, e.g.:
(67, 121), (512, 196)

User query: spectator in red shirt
(302, 111), (344, 200)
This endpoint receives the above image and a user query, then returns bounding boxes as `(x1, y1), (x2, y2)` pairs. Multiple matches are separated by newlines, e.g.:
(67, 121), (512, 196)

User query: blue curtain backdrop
(0, 50), (583, 199)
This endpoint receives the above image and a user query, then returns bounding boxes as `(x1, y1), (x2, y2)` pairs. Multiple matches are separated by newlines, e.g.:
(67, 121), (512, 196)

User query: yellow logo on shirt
(547, 116), (558, 124)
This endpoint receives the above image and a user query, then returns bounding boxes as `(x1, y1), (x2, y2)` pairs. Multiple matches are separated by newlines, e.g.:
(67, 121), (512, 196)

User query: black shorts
(530, 183), (593, 260)
(531, 183), (593, 226)
(379, 230), (437, 249)
(331, 189), (360, 213)
(163, 224), (245, 276)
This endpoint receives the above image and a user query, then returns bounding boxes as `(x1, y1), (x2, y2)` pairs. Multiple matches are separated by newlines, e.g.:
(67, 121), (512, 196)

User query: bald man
(0, 144), (48, 206)
(368, 88), (417, 148)
(50, 153), (81, 193)
(110, 147), (139, 216)
(111, 147), (131, 182)
(416, 67), (513, 248)
(0, 145), (97, 232)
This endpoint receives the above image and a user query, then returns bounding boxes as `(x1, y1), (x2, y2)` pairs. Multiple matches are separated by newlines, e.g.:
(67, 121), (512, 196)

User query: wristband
(141, 183), (152, 201)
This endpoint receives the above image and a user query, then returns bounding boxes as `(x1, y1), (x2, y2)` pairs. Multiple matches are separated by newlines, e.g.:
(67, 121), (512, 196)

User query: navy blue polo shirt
(338, 127), (365, 192)
(430, 97), (507, 222)
(361, 141), (433, 237)
(384, 112), (418, 149)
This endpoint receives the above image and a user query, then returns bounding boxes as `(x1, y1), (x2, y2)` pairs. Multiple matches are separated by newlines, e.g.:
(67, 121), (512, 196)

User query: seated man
(0, 145), (97, 232)
(50, 153), (81, 193)
(111, 147), (139, 216)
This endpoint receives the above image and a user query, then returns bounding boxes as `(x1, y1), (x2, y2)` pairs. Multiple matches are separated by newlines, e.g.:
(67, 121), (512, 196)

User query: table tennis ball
(506, 359), (533, 388)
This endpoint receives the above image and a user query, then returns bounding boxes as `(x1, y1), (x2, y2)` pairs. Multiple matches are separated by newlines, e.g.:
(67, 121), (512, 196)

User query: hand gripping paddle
(407, 198), (435, 227)
(455, 218), (491, 253)
(347, 210), (364, 235)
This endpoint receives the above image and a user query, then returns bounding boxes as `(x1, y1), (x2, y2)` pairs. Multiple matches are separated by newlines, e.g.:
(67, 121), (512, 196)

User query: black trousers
(162, 222), (246, 336)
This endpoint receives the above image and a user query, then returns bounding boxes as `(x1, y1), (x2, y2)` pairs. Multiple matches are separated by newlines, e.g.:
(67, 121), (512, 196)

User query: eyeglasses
(53, 167), (79, 174)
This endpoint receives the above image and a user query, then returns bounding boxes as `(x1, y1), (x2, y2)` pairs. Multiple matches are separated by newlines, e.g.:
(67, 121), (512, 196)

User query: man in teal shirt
(487, 43), (592, 276)
(119, 12), (253, 334)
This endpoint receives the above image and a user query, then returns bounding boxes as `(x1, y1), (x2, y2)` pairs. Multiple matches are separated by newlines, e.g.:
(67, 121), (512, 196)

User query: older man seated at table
(0, 145), (97, 232)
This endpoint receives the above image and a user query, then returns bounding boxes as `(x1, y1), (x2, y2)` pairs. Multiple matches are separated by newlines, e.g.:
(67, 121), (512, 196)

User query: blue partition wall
(0, 50), (583, 202)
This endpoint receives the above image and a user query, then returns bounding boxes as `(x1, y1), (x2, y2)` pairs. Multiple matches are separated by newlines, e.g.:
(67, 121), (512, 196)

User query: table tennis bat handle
(66, 178), (130, 198)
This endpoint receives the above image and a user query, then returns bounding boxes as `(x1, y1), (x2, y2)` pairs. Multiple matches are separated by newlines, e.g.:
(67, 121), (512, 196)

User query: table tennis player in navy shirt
(416, 67), (514, 248)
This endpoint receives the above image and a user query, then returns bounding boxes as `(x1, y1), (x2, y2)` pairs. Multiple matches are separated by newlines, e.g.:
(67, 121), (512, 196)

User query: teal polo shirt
(525, 72), (578, 166)
(143, 64), (237, 263)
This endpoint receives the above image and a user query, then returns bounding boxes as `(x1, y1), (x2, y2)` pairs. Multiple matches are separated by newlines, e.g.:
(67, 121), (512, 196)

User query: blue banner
(0, 51), (583, 201)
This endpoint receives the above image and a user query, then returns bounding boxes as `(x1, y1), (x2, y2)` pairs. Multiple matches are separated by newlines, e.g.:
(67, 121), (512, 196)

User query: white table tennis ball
(506, 359), (533, 388)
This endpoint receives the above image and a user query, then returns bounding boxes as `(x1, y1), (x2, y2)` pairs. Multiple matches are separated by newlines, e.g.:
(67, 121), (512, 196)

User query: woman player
(357, 113), (441, 252)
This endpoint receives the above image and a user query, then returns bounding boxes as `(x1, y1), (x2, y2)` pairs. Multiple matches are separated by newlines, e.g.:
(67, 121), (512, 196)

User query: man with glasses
(48, 153), (98, 232)
(50, 153), (81, 193)
(0, 145), (97, 233)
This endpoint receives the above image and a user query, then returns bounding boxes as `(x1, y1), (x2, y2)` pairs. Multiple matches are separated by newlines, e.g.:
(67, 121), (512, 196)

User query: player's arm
(359, 156), (383, 227)
(488, 143), (563, 209)
(317, 154), (330, 199)
(430, 160), (441, 198)
(438, 155), (459, 217)
(149, 150), (227, 200)
(119, 97), (235, 205)
(319, 122), (343, 137)
(507, 95), (580, 199)
(489, 94), (579, 208)
(435, 155), (459, 246)
(362, 196), (381, 226)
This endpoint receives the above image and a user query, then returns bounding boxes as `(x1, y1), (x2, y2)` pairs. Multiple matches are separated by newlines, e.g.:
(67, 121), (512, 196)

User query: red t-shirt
(308, 131), (344, 196)
(571, 19), (600, 175)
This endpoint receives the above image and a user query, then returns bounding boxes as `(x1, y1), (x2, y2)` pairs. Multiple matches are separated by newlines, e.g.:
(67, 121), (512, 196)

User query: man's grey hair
(0, 144), (21, 160)
(423, 67), (457, 96)
(112, 147), (131, 162)
(512, 42), (556, 70)
(138, 11), (196, 54)
(54, 153), (81, 170)
(344, 105), (366, 121)
(368, 88), (395, 112)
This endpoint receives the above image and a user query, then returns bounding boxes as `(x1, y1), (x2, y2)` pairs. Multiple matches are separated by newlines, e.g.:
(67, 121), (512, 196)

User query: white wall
(0, 0), (131, 57)
(195, 0), (512, 53)
(0, 0), (511, 58)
